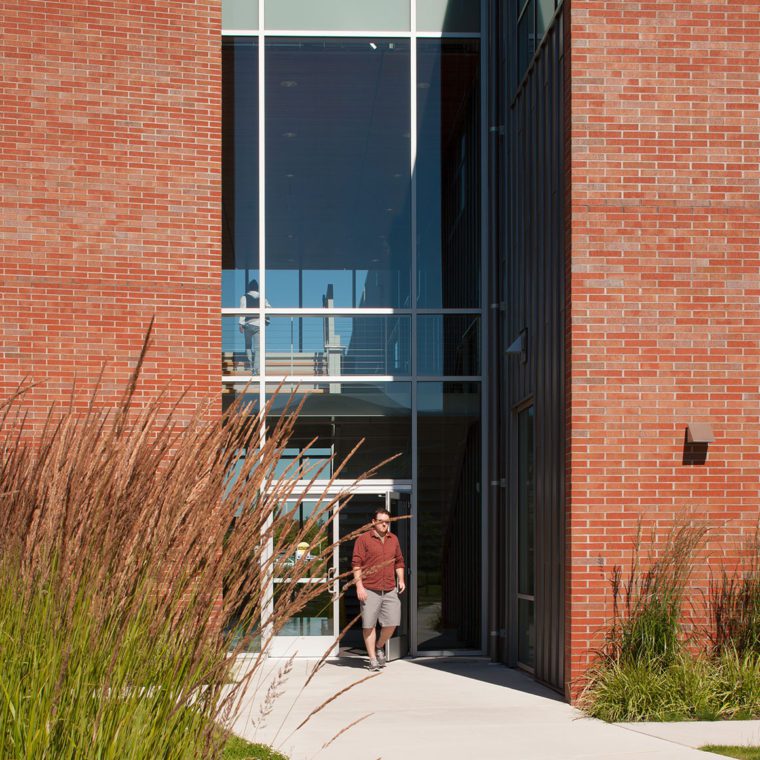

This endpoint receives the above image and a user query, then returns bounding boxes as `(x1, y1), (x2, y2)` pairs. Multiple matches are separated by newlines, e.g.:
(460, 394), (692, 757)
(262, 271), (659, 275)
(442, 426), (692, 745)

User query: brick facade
(1, 1), (221, 423)
(567, 1), (760, 694)
(2, 0), (758, 700)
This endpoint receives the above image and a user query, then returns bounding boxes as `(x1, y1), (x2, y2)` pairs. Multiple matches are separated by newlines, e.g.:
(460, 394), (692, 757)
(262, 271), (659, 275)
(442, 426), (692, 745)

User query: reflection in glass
(265, 316), (410, 376)
(222, 315), (263, 376)
(417, 315), (479, 376)
(224, 604), (261, 653)
(417, 382), (480, 649)
(417, 40), (480, 308)
(265, 0), (409, 32)
(222, 0), (258, 30)
(537, 0), (556, 38)
(416, 0), (479, 33)
(222, 38), (259, 308)
(266, 38), (411, 308)
(274, 500), (329, 576)
(274, 587), (333, 637)
(518, 0), (535, 75)
(265, 382), (412, 479)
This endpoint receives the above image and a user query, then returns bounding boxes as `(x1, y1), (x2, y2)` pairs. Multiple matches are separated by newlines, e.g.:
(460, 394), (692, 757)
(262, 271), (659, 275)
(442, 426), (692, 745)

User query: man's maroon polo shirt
(351, 530), (405, 592)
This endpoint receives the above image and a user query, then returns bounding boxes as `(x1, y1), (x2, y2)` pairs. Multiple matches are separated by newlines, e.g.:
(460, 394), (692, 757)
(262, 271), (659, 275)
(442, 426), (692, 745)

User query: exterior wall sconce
(506, 328), (527, 365)
(683, 422), (714, 466)
(686, 422), (714, 443)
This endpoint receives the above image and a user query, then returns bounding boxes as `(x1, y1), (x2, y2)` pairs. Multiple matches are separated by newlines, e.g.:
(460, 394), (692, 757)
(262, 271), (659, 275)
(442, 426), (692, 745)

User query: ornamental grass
(0, 326), (377, 759)
(580, 521), (760, 723)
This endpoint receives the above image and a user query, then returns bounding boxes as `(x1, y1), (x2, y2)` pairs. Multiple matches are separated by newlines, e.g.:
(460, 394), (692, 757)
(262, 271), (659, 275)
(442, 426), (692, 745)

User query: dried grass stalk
(0, 325), (387, 759)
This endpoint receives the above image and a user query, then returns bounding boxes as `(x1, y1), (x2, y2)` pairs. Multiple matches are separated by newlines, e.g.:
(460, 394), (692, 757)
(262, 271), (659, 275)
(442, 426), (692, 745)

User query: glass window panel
(265, 0), (409, 31)
(537, 0), (554, 38)
(274, 500), (330, 577)
(222, 38), (259, 308)
(517, 405), (535, 597)
(417, 315), (480, 376)
(417, 382), (481, 649)
(517, 0), (535, 75)
(265, 315), (411, 377)
(270, 446), (333, 480)
(265, 382), (412, 479)
(265, 38), (411, 309)
(274, 586), (333, 637)
(223, 315), (262, 376)
(224, 603), (261, 653)
(222, 0), (258, 30)
(517, 597), (535, 668)
(416, 0), (479, 33)
(417, 40), (480, 308)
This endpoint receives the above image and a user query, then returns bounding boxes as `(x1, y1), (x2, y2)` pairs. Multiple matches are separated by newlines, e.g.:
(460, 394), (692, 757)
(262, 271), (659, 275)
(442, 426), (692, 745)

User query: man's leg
(360, 590), (382, 667)
(362, 626), (378, 660)
(250, 327), (259, 373)
(243, 327), (254, 373)
(375, 625), (396, 650)
(375, 590), (401, 664)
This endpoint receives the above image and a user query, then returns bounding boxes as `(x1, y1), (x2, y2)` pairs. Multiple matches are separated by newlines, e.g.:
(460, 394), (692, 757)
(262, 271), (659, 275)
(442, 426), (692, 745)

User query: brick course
(1, 1), (221, 422)
(567, 1), (760, 695)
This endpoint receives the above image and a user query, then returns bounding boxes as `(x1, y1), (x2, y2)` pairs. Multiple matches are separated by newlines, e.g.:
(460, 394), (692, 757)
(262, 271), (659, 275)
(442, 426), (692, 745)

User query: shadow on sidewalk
(405, 657), (566, 701)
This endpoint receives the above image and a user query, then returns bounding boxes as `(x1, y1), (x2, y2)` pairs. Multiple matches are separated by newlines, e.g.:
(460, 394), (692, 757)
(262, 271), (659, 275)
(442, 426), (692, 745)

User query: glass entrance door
(386, 491), (410, 660)
(269, 499), (340, 657)
(337, 490), (411, 660)
(269, 488), (411, 658)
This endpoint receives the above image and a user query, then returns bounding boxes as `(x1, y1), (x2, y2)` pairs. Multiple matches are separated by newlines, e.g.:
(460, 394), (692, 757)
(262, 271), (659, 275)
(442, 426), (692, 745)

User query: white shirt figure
(238, 279), (270, 374)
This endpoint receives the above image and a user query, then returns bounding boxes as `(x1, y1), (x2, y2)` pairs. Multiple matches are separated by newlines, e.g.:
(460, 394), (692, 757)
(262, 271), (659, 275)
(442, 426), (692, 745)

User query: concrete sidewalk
(231, 657), (759, 760)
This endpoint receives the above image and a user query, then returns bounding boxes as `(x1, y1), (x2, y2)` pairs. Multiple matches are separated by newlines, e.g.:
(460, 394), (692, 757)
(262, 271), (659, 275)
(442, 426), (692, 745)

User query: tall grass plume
(0, 326), (379, 759)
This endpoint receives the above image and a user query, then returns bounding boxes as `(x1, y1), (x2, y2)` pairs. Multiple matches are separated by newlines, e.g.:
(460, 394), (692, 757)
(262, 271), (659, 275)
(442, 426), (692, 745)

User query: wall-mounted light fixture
(686, 422), (714, 444)
(683, 422), (714, 466)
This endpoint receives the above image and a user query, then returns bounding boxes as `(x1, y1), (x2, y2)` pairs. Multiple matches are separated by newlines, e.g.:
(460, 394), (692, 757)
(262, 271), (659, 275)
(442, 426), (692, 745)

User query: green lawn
(701, 747), (760, 760)
(223, 735), (289, 760)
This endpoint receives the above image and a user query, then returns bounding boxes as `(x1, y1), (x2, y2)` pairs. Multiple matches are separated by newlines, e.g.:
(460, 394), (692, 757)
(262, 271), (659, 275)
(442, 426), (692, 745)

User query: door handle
(327, 566), (337, 595)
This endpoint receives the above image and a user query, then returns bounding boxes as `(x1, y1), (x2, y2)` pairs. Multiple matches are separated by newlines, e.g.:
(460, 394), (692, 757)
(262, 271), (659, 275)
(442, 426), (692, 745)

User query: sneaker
(375, 649), (387, 668)
(368, 658), (381, 672)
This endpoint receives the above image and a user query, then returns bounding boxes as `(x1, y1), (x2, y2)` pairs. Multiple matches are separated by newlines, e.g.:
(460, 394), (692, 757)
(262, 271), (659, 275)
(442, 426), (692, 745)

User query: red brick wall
(567, 1), (760, 694)
(1, 1), (221, 422)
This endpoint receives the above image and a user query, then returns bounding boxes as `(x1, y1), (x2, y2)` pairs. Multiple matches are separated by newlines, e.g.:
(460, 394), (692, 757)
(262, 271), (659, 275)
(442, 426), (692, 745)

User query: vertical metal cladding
(489, 4), (566, 693)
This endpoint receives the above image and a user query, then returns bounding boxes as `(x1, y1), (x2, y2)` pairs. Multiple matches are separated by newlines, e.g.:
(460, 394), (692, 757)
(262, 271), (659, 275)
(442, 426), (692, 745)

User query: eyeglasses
(375, 519), (390, 525)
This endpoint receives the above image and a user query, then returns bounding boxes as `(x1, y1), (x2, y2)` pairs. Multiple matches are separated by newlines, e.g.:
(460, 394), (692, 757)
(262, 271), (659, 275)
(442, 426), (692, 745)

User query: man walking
(352, 507), (406, 671)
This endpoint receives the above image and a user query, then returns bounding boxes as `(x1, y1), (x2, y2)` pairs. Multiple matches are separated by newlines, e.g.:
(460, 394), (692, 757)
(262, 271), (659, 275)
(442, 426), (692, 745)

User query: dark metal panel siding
(488, 3), (566, 693)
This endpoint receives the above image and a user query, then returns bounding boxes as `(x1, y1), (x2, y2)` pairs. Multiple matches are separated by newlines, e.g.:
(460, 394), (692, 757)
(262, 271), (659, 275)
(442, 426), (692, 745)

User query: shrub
(0, 329), (376, 758)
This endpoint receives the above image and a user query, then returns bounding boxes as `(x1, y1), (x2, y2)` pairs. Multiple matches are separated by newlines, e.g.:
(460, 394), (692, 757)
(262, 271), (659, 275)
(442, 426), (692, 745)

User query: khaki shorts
(361, 588), (401, 629)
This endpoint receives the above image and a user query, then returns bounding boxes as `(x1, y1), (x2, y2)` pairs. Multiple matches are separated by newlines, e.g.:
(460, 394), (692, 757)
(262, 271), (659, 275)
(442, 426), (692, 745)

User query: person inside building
(352, 507), (406, 671)
(238, 278), (270, 374)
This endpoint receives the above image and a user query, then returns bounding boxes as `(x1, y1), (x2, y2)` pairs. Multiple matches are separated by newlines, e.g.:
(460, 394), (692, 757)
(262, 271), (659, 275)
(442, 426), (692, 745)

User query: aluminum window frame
(221, 1), (487, 657)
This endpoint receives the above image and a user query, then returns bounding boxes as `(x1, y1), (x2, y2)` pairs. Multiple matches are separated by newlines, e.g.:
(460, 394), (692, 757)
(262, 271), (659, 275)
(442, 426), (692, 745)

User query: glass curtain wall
(222, 0), (483, 654)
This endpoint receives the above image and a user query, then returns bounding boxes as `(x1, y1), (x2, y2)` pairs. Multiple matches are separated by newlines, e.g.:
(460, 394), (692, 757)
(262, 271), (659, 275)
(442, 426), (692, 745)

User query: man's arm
(353, 565), (367, 602)
(352, 537), (367, 602)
